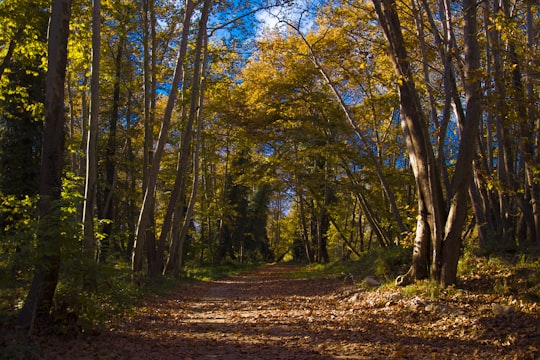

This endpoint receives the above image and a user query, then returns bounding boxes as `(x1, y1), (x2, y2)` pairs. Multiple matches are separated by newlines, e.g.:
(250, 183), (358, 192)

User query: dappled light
(0, 0), (538, 357)
(31, 264), (539, 359)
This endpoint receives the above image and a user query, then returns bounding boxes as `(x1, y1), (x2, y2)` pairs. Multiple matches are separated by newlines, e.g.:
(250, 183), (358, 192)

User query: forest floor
(32, 263), (539, 359)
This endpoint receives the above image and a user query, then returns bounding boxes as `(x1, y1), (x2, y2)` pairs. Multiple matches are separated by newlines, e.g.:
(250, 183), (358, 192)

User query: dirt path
(39, 263), (538, 359)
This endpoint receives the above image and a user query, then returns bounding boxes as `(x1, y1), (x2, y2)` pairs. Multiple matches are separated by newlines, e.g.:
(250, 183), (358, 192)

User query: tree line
(0, 0), (538, 332)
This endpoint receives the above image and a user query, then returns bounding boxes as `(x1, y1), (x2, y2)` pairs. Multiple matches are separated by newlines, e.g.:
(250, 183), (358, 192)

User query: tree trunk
(132, 0), (195, 274)
(374, 0), (445, 279)
(0, 25), (25, 80)
(82, 0), (101, 290)
(100, 36), (124, 263)
(157, 0), (210, 276)
(164, 6), (210, 274)
(17, 0), (72, 331)
(294, 154), (312, 263)
(125, 92), (137, 257)
(439, 0), (482, 285)
(525, 1), (540, 246)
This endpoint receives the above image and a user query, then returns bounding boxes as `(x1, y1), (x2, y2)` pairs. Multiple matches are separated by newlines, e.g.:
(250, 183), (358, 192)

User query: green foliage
(401, 280), (442, 299)
(458, 245), (540, 301)
(373, 246), (410, 279)
(51, 261), (142, 336)
(184, 261), (259, 282)
(285, 246), (411, 282)
(0, 194), (38, 315)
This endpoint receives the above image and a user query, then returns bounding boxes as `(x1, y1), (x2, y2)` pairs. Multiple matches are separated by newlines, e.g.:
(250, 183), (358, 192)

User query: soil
(36, 263), (539, 359)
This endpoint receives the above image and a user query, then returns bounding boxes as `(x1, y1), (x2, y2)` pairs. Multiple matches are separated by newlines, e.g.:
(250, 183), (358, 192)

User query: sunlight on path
(38, 263), (539, 359)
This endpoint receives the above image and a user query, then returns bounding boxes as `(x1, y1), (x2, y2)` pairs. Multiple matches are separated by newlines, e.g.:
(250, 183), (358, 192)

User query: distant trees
(207, 0), (538, 283)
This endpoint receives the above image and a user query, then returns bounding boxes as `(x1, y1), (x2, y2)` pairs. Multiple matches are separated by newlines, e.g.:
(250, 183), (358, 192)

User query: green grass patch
(284, 247), (411, 283)
(183, 261), (260, 281)
(457, 245), (540, 301)
(401, 279), (444, 299)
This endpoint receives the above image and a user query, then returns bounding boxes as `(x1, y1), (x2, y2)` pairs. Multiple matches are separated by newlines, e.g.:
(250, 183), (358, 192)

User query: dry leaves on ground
(37, 264), (539, 359)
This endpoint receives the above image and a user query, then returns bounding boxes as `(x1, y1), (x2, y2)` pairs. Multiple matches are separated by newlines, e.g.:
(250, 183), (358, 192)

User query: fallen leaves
(34, 264), (539, 360)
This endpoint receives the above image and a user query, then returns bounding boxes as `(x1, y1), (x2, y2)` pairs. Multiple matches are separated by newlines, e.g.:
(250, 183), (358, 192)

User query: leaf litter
(36, 264), (538, 359)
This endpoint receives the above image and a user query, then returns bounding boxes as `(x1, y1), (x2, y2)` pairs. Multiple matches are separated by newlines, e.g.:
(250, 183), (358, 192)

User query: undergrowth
(285, 246), (410, 283)
(283, 244), (539, 304)
(183, 261), (260, 282)
(0, 259), (261, 359)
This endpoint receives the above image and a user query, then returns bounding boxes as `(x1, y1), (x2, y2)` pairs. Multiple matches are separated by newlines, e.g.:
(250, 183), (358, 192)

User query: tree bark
(82, 0), (101, 290)
(0, 25), (25, 81)
(17, 0), (72, 331)
(132, 0), (195, 274)
(164, 3), (210, 274)
(101, 35), (124, 262)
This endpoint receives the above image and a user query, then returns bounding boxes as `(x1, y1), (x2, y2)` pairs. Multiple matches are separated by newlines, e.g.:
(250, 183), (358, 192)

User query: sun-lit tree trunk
(373, 0), (481, 286)
(132, 0), (195, 275)
(17, 0), (72, 331)
(82, 0), (101, 290)
(373, 0), (445, 283)
(163, 2), (210, 274)
(413, 0), (453, 201)
(440, 0), (482, 286)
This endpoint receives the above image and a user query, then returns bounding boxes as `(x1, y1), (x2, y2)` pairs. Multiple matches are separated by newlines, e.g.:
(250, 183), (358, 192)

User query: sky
(254, 0), (320, 36)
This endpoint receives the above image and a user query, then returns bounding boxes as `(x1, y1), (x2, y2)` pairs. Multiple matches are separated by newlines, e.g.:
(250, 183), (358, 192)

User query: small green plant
(184, 261), (259, 281)
(401, 279), (441, 299)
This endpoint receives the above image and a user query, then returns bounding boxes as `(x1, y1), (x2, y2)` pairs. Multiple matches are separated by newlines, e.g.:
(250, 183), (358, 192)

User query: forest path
(39, 263), (538, 359)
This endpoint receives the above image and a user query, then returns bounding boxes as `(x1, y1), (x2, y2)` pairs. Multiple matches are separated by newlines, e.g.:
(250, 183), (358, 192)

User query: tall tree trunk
(525, 0), (540, 246)
(374, 0), (481, 286)
(293, 144), (312, 263)
(440, 0), (482, 286)
(373, 0), (445, 280)
(163, 4), (210, 274)
(136, 0), (156, 275)
(125, 92), (137, 257)
(0, 25), (25, 80)
(79, 75), (88, 178)
(82, 0), (101, 290)
(101, 35), (124, 263)
(132, 0), (195, 274)
(17, 0), (72, 331)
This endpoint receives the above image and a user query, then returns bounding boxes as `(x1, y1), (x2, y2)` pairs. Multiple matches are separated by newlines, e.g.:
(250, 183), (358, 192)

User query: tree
(17, 0), (73, 331)
(81, 0), (101, 290)
(0, 0), (48, 208)
(162, 0), (211, 275)
(372, 0), (482, 286)
(132, 0), (195, 275)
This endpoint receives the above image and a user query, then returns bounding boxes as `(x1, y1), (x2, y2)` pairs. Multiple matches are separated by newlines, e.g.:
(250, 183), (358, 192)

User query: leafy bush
(53, 260), (143, 335)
